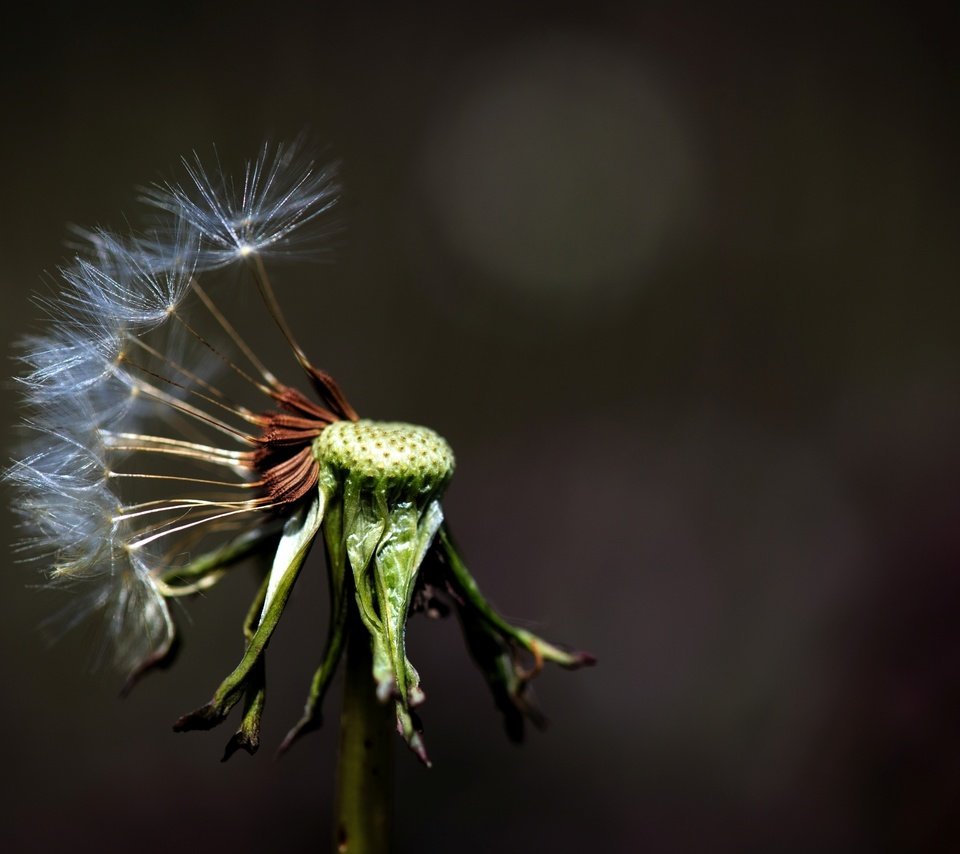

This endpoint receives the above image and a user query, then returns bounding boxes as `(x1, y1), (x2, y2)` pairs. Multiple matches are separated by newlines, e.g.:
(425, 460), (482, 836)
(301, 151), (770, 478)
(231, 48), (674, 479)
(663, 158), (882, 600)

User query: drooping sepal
(432, 524), (595, 739)
(156, 523), (284, 597)
(173, 492), (324, 747)
(221, 568), (270, 761)
(279, 470), (350, 754)
(312, 420), (454, 761)
(124, 524), (285, 697)
(339, 481), (446, 761)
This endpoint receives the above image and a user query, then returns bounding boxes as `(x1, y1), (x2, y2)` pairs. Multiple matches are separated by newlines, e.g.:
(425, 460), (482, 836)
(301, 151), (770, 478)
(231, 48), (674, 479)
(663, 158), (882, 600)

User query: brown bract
(254, 377), (357, 508)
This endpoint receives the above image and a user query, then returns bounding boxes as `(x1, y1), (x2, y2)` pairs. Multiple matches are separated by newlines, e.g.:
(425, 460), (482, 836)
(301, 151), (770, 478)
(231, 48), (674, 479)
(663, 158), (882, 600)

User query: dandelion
(8, 142), (593, 850)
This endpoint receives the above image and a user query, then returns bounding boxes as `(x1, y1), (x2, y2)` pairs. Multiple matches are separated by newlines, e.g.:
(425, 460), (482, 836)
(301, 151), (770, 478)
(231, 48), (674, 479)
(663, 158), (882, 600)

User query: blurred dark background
(1, 2), (958, 852)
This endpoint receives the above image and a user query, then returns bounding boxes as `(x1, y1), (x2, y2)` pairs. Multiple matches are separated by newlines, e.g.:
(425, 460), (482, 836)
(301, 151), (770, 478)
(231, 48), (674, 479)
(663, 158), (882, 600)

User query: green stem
(334, 610), (394, 854)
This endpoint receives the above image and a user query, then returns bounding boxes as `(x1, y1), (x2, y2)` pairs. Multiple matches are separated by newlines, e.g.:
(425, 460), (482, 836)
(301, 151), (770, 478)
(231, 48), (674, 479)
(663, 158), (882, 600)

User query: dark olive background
(1, 2), (958, 852)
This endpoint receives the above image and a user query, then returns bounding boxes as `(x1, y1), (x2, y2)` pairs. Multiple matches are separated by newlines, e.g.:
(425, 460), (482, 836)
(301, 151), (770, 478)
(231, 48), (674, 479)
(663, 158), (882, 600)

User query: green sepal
(453, 590), (545, 742)
(436, 525), (594, 670)
(125, 526), (283, 695)
(279, 471), (350, 754)
(433, 524), (595, 738)
(173, 492), (324, 735)
(157, 523), (283, 595)
(336, 466), (447, 759)
(343, 473), (386, 635)
(221, 568), (270, 761)
(370, 499), (444, 760)
(395, 701), (430, 767)
(371, 499), (419, 702)
(372, 499), (444, 706)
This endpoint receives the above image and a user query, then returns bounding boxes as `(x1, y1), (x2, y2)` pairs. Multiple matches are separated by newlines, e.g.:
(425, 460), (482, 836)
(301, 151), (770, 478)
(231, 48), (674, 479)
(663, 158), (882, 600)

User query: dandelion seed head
(8, 140), (348, 680)
(316, 420), (455, 498)
(9, 142), (594, 760)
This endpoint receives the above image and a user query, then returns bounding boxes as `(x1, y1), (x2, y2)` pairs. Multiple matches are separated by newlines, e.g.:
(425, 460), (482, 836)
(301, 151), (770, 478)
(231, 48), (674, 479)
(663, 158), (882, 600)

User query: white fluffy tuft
(141, 140), (341, 267)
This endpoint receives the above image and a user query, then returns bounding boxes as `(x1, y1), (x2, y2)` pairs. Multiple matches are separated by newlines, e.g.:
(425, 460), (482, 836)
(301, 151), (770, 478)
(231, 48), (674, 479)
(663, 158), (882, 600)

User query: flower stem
(334, 609), (394, 853)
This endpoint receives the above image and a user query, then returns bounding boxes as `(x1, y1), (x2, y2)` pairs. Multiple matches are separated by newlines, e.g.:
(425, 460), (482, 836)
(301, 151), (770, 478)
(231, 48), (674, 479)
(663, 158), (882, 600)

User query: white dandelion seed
(8, 426), (117, 577)
(7, 414), (176, 673)
(140, 140), (341, 267)
(60, 222), (200, 329)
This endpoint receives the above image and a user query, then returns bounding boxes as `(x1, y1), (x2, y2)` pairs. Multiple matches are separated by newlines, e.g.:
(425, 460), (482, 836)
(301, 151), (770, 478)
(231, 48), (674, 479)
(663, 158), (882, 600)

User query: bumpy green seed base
(315, 420), (455, 485)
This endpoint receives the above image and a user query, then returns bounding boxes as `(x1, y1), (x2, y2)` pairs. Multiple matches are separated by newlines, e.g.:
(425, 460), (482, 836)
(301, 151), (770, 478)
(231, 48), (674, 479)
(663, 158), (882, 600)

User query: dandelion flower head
(7, 141), (592, 761)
